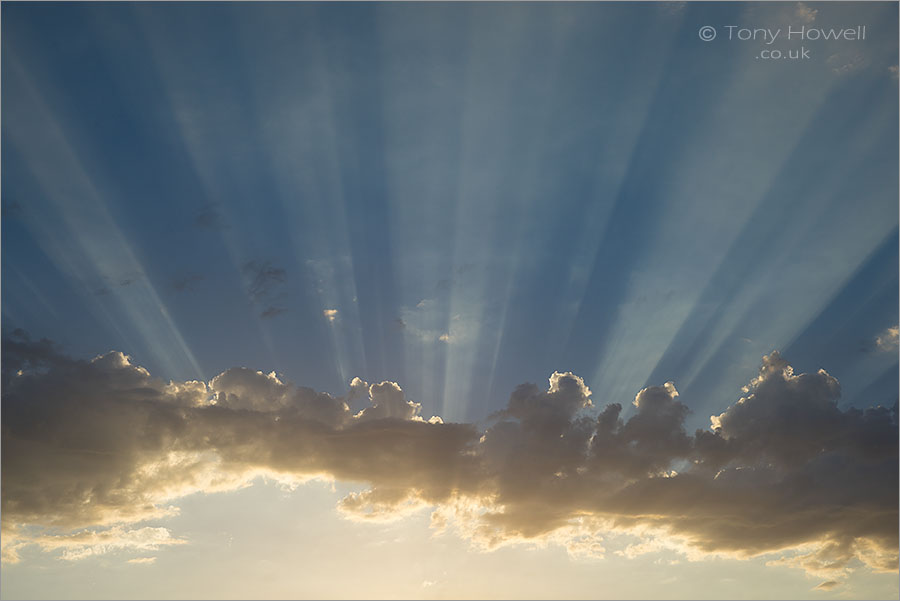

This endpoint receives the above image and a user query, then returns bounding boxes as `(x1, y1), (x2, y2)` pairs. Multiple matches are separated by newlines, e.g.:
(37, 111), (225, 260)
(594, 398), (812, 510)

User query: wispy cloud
(2, 338), (896, 581)
(242, 260), (286, 302)
(241, 260), (288, 318)
(3, 525), (182, 564)
(826, 51), (868, 76)
(398, 298), (471, 345)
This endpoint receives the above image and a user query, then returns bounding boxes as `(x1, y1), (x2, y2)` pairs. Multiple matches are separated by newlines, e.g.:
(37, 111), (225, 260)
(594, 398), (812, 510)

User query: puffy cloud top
(1, 339), (896, 584)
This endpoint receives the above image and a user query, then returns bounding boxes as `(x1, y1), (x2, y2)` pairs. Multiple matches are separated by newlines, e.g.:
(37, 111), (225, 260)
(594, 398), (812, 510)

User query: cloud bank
(1, 333), (896, 582)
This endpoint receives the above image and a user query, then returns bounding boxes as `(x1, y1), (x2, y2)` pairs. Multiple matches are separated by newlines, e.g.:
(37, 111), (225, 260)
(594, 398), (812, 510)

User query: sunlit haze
(2, 2), (898, 599)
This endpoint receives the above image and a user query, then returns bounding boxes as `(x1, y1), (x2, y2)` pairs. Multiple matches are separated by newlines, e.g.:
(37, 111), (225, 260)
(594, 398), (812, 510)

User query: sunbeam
(2, 2), (897, 599)
(3, 55), (204, 381)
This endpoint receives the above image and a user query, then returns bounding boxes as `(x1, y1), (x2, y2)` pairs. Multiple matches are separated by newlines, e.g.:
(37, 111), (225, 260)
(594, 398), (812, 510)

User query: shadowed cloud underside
(2, 335), (896, 586)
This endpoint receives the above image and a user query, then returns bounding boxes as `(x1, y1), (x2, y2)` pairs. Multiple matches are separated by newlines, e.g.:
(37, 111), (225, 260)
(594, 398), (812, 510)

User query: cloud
(127, 556), (158, 565)
(659, 1), (686, 15)
(242, 260), (286, 302)
(876, 325), (899, 351)
(172, 273), (204, 293)
(260, 306), (286, 319)
(41, 527), (183, 562)
(91, 271), (146, 296)
(890, 65), (899, 81)
(2, 526), (182, 564)
(323, 308), (339, 322)
(814, 580), (840, 591)
(193, 203), (222, 229)
(398, 299), (472, 344)
(241, 260), (288, 318)
(1, 200), (23, 218)
(795, 2), (817, 23)
(1, 339), (896, 582)
(826, 51), (868, 75)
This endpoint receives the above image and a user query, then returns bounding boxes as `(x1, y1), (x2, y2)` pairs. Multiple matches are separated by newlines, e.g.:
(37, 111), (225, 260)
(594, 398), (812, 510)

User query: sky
(1, 1), (898, 599)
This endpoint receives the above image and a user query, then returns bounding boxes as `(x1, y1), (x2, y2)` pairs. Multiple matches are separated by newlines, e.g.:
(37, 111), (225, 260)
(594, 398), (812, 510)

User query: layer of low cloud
(1, 334), (896, 582)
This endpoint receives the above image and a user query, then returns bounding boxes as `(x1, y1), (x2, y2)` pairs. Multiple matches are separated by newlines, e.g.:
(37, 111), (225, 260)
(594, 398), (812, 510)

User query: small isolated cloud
(398, 299), (471, 345)
(876, 326), (899, 351)
(1, 200), (22, 218)
(795, 2), (817, 23)
(194, 203), (222, 229)
(814, 580), (841, 591)
(2, 338), (896, 584)
(826, 51), (867, 75)
(242, 261), (289, 318)
(261, 306), (287, 319)
(93, 271), (145, 296)
(172, 273), (205, 293)
(127, 556), (157, 565)
(890, 65), (899, 81)
(659, 1), (686, 14)
(323, 309), (339, 322)
(242, 260), (286, 302)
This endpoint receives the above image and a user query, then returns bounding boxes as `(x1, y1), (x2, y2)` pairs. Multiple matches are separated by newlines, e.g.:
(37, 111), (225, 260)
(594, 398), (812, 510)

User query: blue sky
(3, 2), (898, 425)
(2, 2), (898, 599)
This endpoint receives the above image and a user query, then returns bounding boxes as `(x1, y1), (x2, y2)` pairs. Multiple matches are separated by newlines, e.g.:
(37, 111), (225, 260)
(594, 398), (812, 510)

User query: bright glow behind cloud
(2, 334), (896, 586)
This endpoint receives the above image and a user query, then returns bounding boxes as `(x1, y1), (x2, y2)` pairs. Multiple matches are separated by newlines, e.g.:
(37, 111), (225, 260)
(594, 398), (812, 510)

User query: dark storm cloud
(1, 338), (896, 582)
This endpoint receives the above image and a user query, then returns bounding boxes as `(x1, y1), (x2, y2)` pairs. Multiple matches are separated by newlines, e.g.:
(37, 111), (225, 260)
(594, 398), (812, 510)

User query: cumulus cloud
(1, 338), (896, 583)
(876, 325), (899, 351)
(795, 2), (817, 23)
(323, 308), (339, 322)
